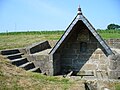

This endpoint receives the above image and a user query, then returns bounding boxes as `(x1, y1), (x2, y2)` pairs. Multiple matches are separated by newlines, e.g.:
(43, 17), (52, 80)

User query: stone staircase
(0, 49), (41, 73)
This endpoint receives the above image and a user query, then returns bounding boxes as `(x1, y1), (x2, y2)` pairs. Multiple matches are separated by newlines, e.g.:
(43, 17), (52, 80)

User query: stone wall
(24, 53), (52, 75)
(26, 41), (51, 54)
(59, 33), (108, 75)
(108, 53), (120, 79)
(53, 21), (109, 76)
(105, 39), (120, 49)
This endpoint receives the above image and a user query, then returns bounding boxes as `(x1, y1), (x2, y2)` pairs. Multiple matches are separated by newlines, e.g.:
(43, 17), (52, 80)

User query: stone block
(98, 64), (107, 71)
(77, 70), (94, 76)
(117, 61), (120, 69)
(80, 64), (97, 70)
(64, 42), (70, 48)
(70, 42), (80, 49)
(94, 49), (103, 54)
(117, 71), (120, 77)
(19, 48), (27, 54)
(114, 39), (120, 42)
(90, 54), (95, 59)
(87, 59), (98, 63)
(94, 54), (100, 59)
(88, 43), (97, 49)
(34, 55), (49, 61)
(117, 61), (120, 66)
(100, 54), (107, 59)
(48, 40), (57, 47)
(99, 59), (107, 64)
(90, 35), (97, 42)
(108, 54), (118, 61)
(105, 39), (120, 49)
(107, 70), (118, 79)
(24, 54), (35, 62)
(109, 60), (117, 70)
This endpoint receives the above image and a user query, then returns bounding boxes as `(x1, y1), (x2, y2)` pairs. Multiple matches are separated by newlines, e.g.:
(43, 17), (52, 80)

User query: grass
(97, 29), (120, 39)
(0, 30), (119, 50)
(0, 31), (64, 50)
(0, 55), (85, 90)
(115, 83), (120, 90)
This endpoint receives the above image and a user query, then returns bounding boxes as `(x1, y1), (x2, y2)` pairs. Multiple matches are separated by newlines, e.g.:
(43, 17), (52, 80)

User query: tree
(107, 24), (120, 30)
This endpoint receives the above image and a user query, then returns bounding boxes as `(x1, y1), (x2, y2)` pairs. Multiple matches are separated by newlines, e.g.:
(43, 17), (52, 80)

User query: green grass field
(0, 31), (63, 50)
(0, 30), (119, 50)
(97, 29), (120, 39)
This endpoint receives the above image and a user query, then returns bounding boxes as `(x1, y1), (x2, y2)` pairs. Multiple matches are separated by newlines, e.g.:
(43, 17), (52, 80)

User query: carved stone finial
(77, 5), (82, 15)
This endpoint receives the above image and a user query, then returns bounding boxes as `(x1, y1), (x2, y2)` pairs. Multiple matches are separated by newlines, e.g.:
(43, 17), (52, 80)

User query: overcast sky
(0, 0), (120, 32)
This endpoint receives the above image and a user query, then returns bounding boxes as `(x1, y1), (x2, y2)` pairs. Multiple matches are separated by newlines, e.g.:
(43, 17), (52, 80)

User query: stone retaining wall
(105, 39), (120, 49)
(24, 54), (52, 75)
(108, 53), (120, 79)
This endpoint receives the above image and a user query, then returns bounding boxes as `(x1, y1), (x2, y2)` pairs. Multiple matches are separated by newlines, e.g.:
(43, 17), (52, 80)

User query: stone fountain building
(49, 7), (120, 79)
(49, 7), (114, 76)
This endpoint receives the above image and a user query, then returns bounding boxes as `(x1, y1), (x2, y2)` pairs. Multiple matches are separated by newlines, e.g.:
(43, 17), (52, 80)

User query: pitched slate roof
(50, 6), (113, 55)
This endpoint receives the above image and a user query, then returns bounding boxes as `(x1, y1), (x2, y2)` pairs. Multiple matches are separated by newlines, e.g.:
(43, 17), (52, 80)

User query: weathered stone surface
(108, 69), (118, 79)
(77, 71), (94, 76)
(98, 64), (107, 71)
(117, 71), (120, 77)
(88, 43), (97, 49)
(94, 54), (100, 59)
(23, 50), (52, 75)
(107, 52), (120, 79)
(100, 54), (107, 59)
(108, 60), (117, 70)
(108, 54), (118, 61)
(80, 64), (97, 70)
(26, 41), (51, 54)
(105, 39), (120, 49)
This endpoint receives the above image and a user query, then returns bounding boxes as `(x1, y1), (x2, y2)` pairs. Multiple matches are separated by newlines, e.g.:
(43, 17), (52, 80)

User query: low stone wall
(105, 39), (120, 49)
(24, 54), (52, 75)
(26, 41), (51, 54)
(108, 53), (120, 79)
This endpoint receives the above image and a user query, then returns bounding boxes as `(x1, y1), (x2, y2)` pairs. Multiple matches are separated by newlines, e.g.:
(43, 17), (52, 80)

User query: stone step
(28, 67), (41, 73)
(19, 62), (35, 70)
(6, 53), (23, 60)
(0, 49), (20, 55)
(11, 58), (29, 66)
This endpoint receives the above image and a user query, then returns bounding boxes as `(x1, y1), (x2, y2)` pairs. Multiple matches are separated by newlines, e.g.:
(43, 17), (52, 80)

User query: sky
(0, 0), (120, 33)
